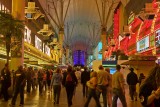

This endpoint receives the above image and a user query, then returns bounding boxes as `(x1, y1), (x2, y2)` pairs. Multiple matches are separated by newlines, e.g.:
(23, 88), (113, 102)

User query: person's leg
(84, 89), (92, 107)
(39, 81), (43, 95)
(82, 84), (85, 97)
(101, 86), (107, 107)
(117, 89), (127, 107)
(20, 87), (25, 105)
(56, 85), (61, 104)
(93, 90), (101, 107)
(66, 86), (70, 106)
(27, 80), (31, 93)
(112, 89), (119, 107)
(129, 85), (134, 100)
(2, 85), (9, 101)
(11, 87), (19, 105)
(96, 85), (101, 100)
(68, 85), (75, 105)
(53, 85), (57, 104)
(85, 84), (88, 97)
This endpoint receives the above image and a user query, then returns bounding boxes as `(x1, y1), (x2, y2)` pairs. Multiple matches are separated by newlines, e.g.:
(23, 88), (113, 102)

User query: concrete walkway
(0, 84), (142, 107)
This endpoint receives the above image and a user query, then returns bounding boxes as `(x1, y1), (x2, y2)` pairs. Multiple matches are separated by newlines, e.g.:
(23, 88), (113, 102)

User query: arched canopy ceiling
(38, 0), (126, 53)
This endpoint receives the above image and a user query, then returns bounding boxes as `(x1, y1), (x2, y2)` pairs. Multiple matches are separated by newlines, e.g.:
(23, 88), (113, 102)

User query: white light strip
(24, 63), (42, 69)
(0, 57), (10, 61)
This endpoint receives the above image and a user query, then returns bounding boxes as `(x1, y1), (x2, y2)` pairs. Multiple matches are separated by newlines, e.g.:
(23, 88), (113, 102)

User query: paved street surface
(0, 84), (142, 107)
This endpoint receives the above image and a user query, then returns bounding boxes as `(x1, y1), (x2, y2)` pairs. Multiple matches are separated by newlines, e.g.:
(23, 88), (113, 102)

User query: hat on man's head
(129, 67), (134, 71)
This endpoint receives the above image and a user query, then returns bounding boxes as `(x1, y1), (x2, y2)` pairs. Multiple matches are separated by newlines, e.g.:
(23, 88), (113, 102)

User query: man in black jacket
(127, 67), (138, 101)
(81, 67), (90, 97)
(10, 65), (26, 106)
(0, 63), (11, 101)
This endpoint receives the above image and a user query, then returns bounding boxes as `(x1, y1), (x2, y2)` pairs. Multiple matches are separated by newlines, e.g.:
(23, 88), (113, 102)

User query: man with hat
(126, 67), (138, 101)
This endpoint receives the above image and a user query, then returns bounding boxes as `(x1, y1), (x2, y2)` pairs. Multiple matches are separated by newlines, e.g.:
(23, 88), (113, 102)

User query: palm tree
(0, 11), (25, 64)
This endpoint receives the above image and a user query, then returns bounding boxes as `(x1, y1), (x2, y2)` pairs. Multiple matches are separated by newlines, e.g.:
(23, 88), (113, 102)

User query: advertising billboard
(137, 36), (149, 52)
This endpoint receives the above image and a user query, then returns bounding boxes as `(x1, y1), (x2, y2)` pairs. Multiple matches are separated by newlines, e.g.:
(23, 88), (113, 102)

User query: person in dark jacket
(81, 67), (90, 97)
(139, 65), (160, 107)
(10, 65), (26, 106)
(0, 63), (11, 101)
(26, 67), (32, 93)
(62, 65), (78, 107)
(126, 67), (138, 101)
(38, 69), (43, 95)
(51, 67), (62, 104)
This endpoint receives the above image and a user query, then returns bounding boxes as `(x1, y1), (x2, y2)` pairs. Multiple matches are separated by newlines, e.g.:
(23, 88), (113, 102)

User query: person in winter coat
(50, 68), (63, 104)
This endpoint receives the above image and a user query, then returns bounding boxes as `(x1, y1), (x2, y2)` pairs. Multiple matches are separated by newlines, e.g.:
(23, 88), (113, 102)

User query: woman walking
(84, 71), (101, 107)
(50, 68), (62, 105)
(62, 65), (78, 107)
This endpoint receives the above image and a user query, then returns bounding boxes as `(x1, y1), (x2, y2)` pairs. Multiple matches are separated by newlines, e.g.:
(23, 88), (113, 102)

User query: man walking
(126, 67), (138, 101)
(10, 65), (26, 107)
(0, 63), (11, 101)
(112, 65), (127, 107)
(97, 65), (110, 107)
(81, 67), (90, 97)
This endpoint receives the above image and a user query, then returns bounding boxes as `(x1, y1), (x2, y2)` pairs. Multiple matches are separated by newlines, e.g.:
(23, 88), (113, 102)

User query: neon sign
(137, 36), (149, 52)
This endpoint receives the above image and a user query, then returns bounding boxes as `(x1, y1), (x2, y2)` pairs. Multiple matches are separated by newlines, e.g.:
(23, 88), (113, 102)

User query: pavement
(0, 84), (142, 107)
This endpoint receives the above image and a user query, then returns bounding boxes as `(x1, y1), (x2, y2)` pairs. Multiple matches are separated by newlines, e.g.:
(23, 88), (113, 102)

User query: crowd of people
(0, 63), (160, 107)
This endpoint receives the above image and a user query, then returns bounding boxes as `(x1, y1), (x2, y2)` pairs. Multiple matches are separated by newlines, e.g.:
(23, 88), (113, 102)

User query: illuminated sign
(35, 35), (42, 51)
(24, 26), (31, 44)
(73, 50), (85, 66)
(137, 36), (149, 52)
(155, 30), (160, 47)
(45, 45), (50, 56)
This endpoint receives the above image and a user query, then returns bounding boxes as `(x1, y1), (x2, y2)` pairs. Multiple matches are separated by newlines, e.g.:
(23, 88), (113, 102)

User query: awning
(121, 60), (156, 66)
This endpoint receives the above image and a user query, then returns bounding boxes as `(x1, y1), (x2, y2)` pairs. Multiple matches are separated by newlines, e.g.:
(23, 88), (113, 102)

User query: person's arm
(50, 74), (54, 87)
(72, 73), (78, 85)
(147, 88), (160, 105)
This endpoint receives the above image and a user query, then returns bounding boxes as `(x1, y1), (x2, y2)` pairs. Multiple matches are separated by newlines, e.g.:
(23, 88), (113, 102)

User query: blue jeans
(53, 85), (61, 104)
(112, 88), (127, 107)
(84, 88), (101, 107)
(97, 85), (107, 107)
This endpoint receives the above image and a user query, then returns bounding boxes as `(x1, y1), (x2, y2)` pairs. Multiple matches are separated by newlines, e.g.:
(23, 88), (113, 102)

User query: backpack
(66, 73), (72, 82)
